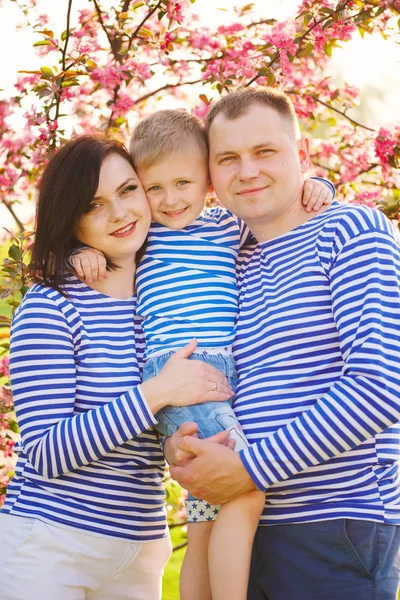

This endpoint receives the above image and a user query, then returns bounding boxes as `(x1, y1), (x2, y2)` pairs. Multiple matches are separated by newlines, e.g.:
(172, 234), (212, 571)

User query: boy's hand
(302, 178), (334, 213)
(70, 248), (108, 283)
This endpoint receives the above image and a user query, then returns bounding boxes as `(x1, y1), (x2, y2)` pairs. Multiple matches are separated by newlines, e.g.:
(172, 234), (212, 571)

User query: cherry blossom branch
(132, 78), (204, 105)
(310, 95), (376, 132)
(128, 1), (162, 51)
(52, 0), (73, 129)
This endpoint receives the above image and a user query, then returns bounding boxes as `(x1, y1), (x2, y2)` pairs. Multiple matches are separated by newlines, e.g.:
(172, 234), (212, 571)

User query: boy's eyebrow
(93, 177), (137, 199)
(213, 142), (278, 159)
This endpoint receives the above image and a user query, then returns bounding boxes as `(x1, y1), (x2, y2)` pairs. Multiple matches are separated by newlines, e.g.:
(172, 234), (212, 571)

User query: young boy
(71, 109), (335, 600)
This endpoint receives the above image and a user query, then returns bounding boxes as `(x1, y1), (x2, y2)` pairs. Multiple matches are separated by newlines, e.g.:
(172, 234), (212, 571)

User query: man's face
(208, 103), (310, 233)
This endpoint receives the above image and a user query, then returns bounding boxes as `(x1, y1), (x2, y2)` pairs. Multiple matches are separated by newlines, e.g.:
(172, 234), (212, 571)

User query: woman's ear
(208, 180), (214, 194)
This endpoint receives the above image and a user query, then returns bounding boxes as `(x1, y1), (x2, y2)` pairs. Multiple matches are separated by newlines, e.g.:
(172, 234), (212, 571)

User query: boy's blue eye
(177, 180), (189, 186)
(147, 185), (161, 192)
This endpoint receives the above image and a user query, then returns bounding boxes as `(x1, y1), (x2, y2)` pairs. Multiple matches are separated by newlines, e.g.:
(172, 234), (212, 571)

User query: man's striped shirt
(235, 202), (400, 525)
(3, 276), (167, 542)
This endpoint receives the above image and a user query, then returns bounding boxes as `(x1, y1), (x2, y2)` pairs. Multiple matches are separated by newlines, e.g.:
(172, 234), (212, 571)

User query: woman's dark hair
(31, 135), (147, 294)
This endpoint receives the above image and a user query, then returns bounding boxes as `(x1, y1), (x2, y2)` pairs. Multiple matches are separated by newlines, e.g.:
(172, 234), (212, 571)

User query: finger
(322, 190), (332, 205)
(178, 435), (205, 455)
(170, 338), (198, 361)
(302, 181), (313, 205)
(178, 422), (199, 437)
(205, 430), (230, 445)
(80, 256), (94, 282)
(305, 188), (320, 212)
(98, 257), (108, 279)
(227, 438), (236, 450)
(73, 257), (85, 278)
(312, 191), (326, 212)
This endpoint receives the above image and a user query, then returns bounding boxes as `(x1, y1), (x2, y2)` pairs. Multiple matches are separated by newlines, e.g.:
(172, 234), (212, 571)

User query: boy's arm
(302, 177), (336, 213)
(69, 247), (108, 282)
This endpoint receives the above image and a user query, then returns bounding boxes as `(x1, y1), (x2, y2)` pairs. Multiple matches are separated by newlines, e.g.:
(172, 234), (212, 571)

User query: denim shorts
(143, 351), (239, 438)
(143, 350), (246, 512)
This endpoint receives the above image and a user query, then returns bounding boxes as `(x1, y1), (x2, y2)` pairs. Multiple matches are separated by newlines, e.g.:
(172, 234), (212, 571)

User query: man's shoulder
(321, 202), (397, 240)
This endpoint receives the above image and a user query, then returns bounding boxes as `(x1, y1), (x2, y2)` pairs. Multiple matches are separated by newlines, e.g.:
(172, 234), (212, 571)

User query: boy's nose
(164, 191), (179, 206)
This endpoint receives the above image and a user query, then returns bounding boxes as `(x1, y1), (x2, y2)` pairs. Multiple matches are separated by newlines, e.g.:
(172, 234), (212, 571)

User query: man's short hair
(129, 109), (208, 169)
(205, 88), (301, 141)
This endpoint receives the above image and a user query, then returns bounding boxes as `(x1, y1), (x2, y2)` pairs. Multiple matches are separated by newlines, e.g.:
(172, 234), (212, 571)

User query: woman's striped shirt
(136, 207), (248, 358)
(3, 276), (168, 542)
(234, 202), (400, 525)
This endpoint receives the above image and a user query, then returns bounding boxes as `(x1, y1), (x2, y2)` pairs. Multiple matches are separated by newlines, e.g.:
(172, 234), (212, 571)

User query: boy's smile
(137, 148), (211, 230)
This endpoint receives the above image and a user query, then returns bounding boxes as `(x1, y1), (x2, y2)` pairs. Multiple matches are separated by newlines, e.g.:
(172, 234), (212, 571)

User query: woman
(0, 136), (232, 600)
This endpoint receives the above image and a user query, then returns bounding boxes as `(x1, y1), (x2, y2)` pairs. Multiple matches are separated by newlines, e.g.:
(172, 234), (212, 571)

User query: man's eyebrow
(213, 142), (278, 159)
(93, 177), (137, 200)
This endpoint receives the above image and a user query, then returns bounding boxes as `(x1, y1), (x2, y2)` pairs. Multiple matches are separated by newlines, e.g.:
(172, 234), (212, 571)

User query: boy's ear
(208, 180), (214, 194)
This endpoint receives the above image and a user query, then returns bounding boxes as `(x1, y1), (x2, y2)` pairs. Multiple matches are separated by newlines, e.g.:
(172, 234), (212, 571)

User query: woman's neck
(84, 260), (136, 299)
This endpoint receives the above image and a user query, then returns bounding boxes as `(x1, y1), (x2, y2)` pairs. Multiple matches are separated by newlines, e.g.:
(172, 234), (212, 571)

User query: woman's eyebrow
(93, 177), (137, 200)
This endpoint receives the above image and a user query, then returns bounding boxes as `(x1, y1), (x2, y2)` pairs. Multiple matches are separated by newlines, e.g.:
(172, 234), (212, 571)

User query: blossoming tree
(1, 0), (400, 517)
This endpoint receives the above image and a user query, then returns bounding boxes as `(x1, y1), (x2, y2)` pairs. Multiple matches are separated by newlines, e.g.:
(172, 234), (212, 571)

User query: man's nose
(238, 158), (259, 180)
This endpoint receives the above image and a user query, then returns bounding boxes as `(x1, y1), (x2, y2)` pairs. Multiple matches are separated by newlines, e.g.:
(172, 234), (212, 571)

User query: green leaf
(40, 66), (53, 79)
(61, 81), (80, 88)
(8, 245), (22, 261)
(305, 42), (313, 55)
(189, 0), (196, 4)
(33, 40), (52, 47)
(19, 286), (30, 297)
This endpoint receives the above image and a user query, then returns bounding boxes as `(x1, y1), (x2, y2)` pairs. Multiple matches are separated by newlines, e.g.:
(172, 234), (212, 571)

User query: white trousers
(0, 514), (172, 600)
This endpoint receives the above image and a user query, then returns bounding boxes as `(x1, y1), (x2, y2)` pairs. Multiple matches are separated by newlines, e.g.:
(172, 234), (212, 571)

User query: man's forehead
(209, 105), (287, 151)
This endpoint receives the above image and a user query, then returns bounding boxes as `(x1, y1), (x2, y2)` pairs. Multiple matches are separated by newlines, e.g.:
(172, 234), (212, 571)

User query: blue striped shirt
(3, 276), (168, 542)
(136, 207), (248, 358)
(235, 202), (400, 525)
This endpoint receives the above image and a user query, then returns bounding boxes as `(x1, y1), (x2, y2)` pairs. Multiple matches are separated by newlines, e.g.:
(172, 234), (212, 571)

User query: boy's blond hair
(129, 109), (208, 169)
(205, 87), (301, 141)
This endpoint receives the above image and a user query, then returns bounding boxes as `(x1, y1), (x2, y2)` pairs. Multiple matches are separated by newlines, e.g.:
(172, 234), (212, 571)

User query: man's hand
(170, 436), (258, 504)
(164, 422), (234, 467)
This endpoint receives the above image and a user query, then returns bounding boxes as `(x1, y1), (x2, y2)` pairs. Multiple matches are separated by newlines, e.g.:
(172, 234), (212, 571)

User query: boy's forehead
(137, 147), (209, 179)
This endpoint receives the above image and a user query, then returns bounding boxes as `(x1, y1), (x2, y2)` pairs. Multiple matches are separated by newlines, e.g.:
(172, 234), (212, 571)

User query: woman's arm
(11, 292), (231, 480)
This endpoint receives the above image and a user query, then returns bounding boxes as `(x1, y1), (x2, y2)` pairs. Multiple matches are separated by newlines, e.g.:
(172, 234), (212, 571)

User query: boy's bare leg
(208, 490), (265, 600)
(180, 520), (214, 600)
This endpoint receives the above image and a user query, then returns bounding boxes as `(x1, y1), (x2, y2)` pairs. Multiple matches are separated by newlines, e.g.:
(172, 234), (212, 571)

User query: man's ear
(298, 136), (310, 173)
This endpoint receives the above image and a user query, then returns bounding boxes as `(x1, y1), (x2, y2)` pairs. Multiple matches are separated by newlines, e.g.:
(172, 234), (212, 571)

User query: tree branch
(132, 78), (204, 105)
(53, 0), (73, 127)
(2, 200), (24, 233)
(310, 95), (375, 131)
(93, 0), (120, 60)
(128, 0), (162, 52)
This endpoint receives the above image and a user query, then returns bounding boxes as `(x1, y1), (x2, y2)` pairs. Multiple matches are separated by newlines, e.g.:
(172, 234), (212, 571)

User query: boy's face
(137, 148), (210, 229)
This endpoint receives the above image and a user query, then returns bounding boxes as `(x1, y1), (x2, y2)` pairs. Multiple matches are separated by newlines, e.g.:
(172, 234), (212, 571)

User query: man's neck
(250, 200), (331, 244)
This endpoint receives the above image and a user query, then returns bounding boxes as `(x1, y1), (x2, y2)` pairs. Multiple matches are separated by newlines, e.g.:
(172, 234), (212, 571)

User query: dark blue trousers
(248, 519), (400, 600)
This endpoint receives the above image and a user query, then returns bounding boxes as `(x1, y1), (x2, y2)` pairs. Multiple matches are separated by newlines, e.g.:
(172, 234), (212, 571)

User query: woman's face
(75, 153), (151, 266)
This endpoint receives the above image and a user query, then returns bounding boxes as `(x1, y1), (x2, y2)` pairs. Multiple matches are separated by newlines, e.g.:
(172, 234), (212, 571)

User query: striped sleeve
(10, 293), (157, 480)
(240, 225), (400, 491)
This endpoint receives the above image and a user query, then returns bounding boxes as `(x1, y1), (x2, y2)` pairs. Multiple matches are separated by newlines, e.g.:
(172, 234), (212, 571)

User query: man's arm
(171, 218), (400, 503)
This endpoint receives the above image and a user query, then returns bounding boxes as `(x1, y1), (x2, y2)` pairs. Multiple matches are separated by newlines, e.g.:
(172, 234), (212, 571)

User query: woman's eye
(121, 185), (138, 195)
(87, 202), (101, 212)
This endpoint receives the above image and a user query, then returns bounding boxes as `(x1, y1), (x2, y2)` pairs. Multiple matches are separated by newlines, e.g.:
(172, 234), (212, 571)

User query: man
(167, 88), (400, 599)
